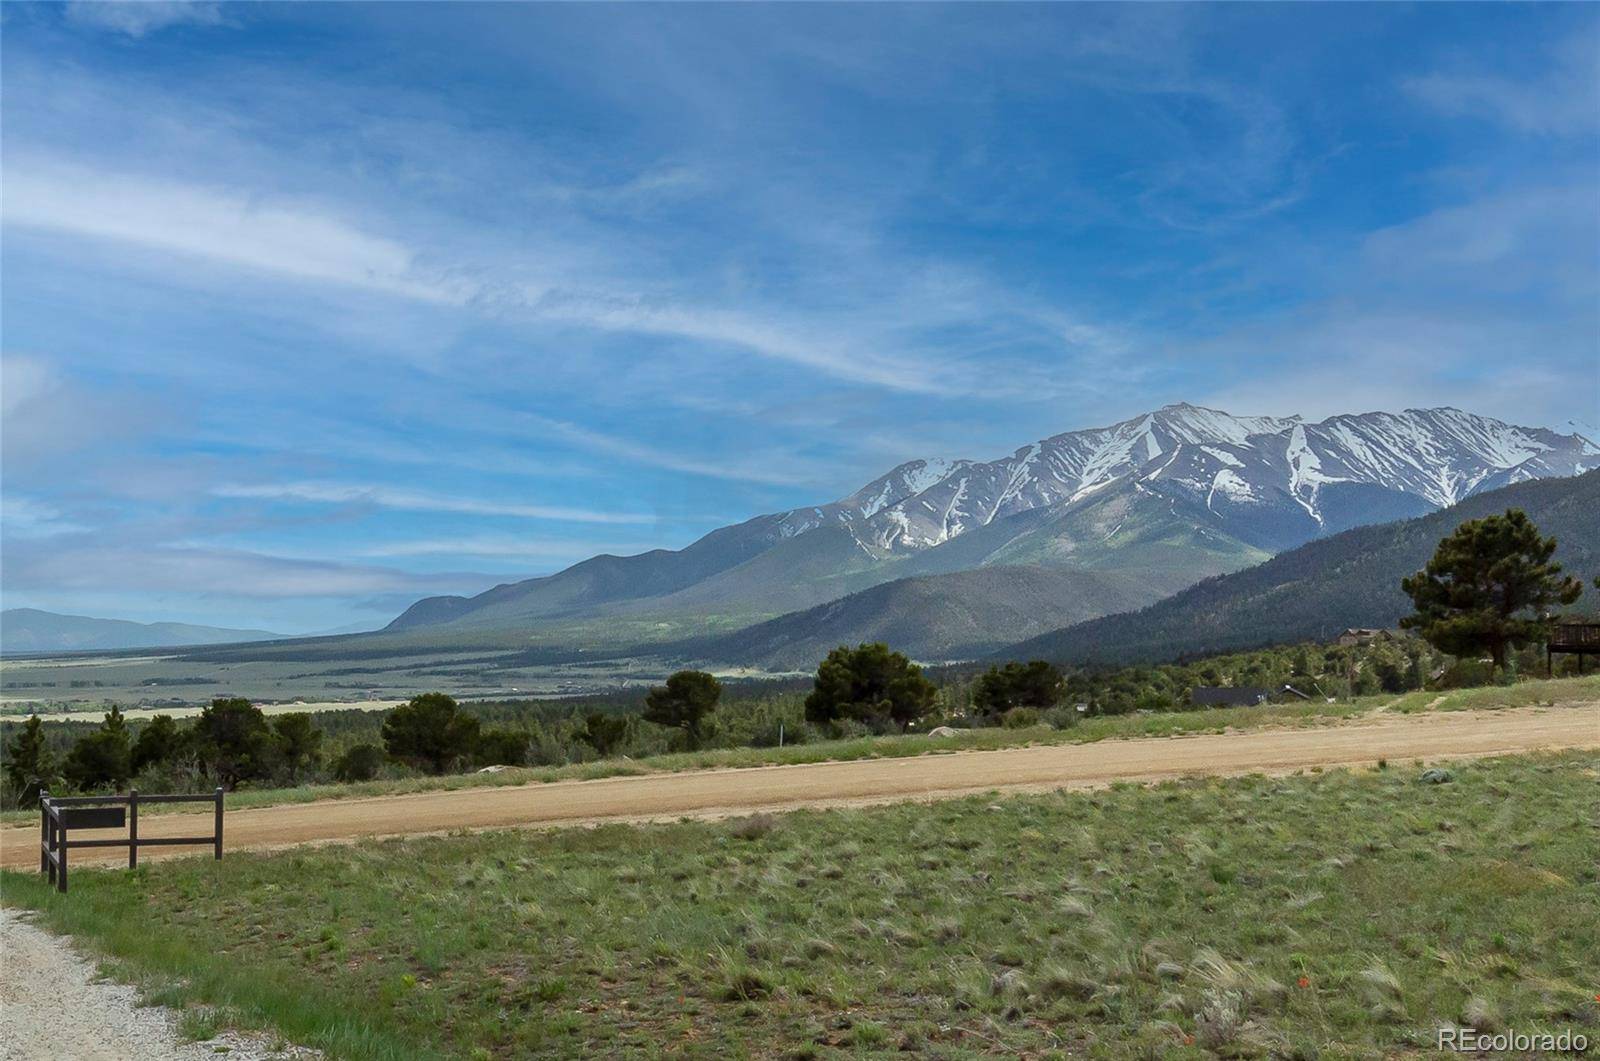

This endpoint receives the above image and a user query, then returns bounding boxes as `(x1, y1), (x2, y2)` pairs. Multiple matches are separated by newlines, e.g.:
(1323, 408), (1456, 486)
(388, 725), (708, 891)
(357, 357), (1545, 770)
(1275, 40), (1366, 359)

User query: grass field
(7, 674), (1593, 828)
(4, 749), (1596, 1058)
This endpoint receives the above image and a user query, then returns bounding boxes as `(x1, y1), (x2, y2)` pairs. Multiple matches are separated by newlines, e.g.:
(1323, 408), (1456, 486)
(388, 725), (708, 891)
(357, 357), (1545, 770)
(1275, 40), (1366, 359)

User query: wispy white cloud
(2, 159), (464, 304)
(0, 353), (154, 470)
(1, 156), (991, 397)
(0, 495), (88, 539)
(65, 1), (223, 39)
(529, 294), (950, 396)
(513, 413), (827, 487)
(211, 481), (658, 525)
(1404, 34), (1600, 136)
(2, 540), (494, 598)
(1194, 181), (1599, 425)
(359, 537), (661, 560)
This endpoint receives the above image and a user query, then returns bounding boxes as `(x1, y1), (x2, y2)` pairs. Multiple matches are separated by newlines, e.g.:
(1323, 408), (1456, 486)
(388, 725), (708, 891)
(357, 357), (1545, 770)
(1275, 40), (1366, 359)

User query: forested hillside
(684, 565), (1157, 668)
(1004, 469), (1600, 666)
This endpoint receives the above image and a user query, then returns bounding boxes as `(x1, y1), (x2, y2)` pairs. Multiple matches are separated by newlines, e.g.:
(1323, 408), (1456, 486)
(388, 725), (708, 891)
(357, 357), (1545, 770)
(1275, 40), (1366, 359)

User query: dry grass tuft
(728, 813), (779, 841)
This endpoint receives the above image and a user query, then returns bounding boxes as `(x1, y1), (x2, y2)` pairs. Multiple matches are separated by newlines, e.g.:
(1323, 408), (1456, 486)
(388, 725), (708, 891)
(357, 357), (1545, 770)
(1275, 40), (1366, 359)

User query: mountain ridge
(677, 565), (1161, 670)
(996, 468), (1600, 667)
(387, 404), (1599, 636)
(0, 609), (283, 654)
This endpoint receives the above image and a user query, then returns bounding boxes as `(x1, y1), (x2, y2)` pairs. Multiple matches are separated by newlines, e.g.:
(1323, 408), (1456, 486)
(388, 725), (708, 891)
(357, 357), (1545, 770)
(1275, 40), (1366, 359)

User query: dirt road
(4, 704), (1595, 870)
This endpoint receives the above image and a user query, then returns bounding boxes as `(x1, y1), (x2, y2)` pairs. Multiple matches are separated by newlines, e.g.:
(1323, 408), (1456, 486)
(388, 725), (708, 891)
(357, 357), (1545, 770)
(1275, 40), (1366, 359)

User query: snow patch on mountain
(1202, 446), (1244, 468)
(788, 404), (1599, 555)
(1206, 469), (1257, 508)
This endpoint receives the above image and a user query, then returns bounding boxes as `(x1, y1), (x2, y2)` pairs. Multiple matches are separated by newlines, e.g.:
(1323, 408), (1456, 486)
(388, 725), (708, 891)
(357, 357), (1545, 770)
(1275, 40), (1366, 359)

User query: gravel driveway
(0, 909), (317, 1061)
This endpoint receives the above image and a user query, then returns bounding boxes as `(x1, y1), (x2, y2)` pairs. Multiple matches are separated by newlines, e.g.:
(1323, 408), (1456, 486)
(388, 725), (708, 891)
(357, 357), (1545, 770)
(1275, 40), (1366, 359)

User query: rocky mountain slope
(388, 405), (1599, 636)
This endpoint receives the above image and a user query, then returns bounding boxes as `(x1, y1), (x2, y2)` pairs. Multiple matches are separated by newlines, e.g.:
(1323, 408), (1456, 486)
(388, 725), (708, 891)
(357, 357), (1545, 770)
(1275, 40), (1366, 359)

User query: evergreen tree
(271, 712), (324, 781)
(475, 727), (529, 767)
(333, 743), (385, 783)
(643, 671), (721, 750)
(579, 712), (630, 757)
(192, 697), (275, 789)
(1400, 509), (1582, 672)
(131, 714), (186, 773)
(382, 693), (480, 774)
(63, 706), (133, 791)
(972, 660), (1065, 718)
(805, 643), (937, 730)
(4, 715), (55, 806)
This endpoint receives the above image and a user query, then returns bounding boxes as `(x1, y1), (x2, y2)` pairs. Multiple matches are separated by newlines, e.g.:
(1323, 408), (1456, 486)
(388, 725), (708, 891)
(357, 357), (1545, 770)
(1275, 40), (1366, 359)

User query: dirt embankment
(2, 704), (1595, 870)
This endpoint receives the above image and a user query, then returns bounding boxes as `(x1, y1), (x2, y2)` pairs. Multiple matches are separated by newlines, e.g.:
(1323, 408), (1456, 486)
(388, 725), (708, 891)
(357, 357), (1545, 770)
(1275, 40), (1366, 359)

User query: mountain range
(388, 404), (1600, 654)
(0, 609), (283, 654)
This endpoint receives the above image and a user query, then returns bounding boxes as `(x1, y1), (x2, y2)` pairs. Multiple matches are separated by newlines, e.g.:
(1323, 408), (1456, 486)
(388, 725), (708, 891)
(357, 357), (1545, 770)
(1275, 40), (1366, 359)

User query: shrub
(746, 717), (806, 748)
(1436, 659), (1495, 689)
(1041, 706), (1079, 730)
(728, 812), (778, 841)
(333, 743), (385, 783)
(1001, 707), (1041, 729)
(476, 727), (530, 767)
(132, 758), (207, 794)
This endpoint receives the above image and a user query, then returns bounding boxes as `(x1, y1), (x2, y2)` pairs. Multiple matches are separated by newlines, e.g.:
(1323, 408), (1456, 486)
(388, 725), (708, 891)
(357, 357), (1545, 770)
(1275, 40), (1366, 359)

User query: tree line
(4, 507), (1590, 807)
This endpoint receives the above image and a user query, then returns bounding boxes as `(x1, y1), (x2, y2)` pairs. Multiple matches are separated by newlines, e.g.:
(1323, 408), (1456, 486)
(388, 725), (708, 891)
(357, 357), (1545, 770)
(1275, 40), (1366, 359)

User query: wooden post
(39, 790), (49, 878)
(57, 829), (67, 894)
(128, 790), (139, 869)
(213, 787), (224, 860)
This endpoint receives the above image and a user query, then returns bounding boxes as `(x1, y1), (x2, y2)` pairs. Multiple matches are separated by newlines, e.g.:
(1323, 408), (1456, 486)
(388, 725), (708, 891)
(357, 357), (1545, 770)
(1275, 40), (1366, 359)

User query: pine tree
(805, 643), (937, 730)
(1400, 509), (1582, 672)
(643, 671), (722, 750)
(381, 693), (479, 775)
(63, 706), (134, 791)
(4, 715), (55, 806)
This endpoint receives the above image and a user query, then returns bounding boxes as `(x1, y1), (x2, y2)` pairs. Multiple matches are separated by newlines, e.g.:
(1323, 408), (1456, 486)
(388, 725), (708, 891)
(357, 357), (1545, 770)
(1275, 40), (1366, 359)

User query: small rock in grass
(1418, 768), (1453, 784)
(1155, 961), (1184, 980)
(1462, 996), (1502, 1032)
(926, 726), (960, 738)
(990, 969), (1027, 997)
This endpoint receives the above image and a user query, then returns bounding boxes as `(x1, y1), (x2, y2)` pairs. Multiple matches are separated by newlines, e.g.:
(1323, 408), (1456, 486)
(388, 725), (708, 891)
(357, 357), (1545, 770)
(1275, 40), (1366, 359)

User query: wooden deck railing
(1547, 622), (1600, 676)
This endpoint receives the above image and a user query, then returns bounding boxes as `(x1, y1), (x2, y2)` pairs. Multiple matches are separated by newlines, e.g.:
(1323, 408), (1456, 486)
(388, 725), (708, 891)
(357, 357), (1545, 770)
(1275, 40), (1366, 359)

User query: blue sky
(2, 2), (1596, 633)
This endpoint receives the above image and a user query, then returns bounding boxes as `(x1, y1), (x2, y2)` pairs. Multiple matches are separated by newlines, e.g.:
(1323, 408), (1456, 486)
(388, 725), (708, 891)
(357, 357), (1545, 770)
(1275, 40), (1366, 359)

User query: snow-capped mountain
(388, 404), (1599, 633)
(799, 404), (1600, 555)
(771, 457), (975, 539)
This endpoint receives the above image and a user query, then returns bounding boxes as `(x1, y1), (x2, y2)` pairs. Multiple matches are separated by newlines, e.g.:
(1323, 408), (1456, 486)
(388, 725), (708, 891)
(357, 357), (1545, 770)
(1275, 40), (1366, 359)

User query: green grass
(1385, 674), (1600, 713)
(5, 750), (1596, 1058)
(7, 674), (1594, 826)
